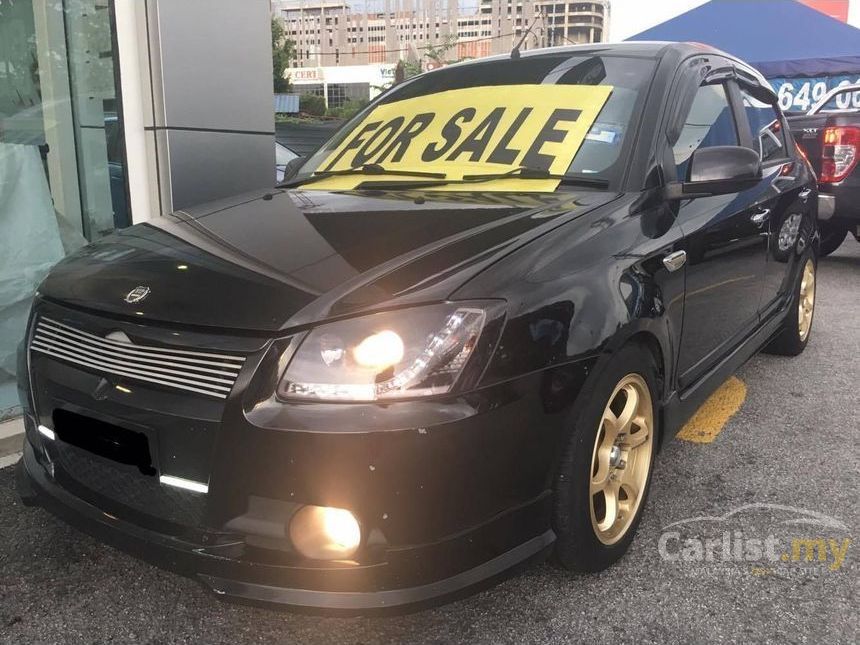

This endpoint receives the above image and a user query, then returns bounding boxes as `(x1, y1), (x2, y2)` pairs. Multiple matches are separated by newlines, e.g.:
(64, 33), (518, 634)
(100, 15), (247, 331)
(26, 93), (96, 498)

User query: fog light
(289, 505), (361, 560)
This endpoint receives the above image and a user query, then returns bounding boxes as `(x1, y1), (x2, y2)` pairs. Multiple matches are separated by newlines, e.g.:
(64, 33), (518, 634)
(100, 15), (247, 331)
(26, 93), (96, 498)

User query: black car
(16, 42), (819, 611)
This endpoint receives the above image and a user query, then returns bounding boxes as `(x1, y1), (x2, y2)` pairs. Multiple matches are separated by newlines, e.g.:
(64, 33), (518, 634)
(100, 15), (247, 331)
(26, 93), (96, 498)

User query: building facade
(0, 0), (274, 420)
(288, 63), (398, 108)
(273, 0), (608, 69)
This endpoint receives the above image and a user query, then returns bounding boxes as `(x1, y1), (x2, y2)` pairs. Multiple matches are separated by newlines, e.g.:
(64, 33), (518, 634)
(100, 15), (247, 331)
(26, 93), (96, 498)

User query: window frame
(671, 79), (743, 181)
(735, 80), (791, 166)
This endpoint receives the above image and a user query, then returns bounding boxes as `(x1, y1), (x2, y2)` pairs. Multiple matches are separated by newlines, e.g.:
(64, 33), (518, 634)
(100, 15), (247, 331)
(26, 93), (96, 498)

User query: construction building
(272, 0), (609, 68)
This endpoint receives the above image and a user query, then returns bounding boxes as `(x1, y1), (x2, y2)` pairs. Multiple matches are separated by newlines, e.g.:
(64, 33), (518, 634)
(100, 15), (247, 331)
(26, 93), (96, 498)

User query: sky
(607, 0), (708, 40)
(607, 0), (860, 41)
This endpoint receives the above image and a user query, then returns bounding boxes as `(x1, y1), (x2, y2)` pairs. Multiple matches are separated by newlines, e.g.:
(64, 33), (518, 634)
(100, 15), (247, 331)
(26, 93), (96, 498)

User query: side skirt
(662, 306), (787, 437)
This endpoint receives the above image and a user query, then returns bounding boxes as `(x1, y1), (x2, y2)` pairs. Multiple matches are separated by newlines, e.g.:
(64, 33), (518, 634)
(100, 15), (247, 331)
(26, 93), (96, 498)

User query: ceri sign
(292, 68), (323, 82)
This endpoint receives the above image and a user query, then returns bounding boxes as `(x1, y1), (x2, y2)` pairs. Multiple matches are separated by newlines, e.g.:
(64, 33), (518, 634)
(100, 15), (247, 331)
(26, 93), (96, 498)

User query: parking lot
(0, 243), (857, 645)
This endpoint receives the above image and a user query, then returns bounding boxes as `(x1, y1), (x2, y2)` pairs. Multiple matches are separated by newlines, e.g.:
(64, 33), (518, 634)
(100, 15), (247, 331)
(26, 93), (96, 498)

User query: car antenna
(511, 12), (542, 60)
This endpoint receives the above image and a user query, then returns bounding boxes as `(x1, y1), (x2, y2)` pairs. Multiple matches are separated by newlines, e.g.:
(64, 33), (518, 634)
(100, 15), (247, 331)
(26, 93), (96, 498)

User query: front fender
(455, 194), (685, 402)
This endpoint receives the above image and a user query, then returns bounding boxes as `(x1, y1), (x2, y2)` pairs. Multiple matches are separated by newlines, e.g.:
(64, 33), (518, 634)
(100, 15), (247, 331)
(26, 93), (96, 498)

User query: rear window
(294, 54), (657, 190)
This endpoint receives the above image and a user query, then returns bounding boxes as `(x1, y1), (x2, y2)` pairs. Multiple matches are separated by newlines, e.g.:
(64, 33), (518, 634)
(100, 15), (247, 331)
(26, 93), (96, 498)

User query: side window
(741, 89), (787, 163)
(673, 83), (738, 180)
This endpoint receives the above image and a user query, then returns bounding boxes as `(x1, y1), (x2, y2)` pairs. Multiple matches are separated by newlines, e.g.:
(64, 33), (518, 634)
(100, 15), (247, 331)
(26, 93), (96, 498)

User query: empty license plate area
(52, 409), (156, 476)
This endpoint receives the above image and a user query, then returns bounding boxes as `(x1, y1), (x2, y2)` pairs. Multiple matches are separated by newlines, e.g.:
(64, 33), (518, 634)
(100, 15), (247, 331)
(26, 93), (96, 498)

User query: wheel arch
(603, 324), (671, 400)
(600, 325), (672, 447)
(802, 207), (820, 257)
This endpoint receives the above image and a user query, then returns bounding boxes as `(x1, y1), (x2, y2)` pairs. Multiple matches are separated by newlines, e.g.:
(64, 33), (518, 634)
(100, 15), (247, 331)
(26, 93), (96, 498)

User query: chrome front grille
(30, 316), (245, 399)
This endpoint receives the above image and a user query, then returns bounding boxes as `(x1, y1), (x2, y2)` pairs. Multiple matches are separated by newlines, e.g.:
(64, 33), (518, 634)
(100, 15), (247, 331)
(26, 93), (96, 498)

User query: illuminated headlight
(278, 303), (491, 401)
(289, 505), (361, 560)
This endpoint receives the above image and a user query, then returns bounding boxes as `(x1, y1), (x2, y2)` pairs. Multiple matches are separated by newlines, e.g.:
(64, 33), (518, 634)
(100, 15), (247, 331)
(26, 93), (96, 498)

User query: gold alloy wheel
(798, 259), (816, 342)
(589, 373), (654, 545)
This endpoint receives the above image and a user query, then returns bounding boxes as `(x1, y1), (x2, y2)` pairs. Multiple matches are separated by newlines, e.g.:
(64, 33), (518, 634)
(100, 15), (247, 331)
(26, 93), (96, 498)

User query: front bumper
(17, 301), (589, 610)
(17, 442), (553, 610)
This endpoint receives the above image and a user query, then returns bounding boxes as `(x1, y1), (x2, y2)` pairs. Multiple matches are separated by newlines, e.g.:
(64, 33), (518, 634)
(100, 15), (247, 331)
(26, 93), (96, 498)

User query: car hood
(40, 187), (619, 332)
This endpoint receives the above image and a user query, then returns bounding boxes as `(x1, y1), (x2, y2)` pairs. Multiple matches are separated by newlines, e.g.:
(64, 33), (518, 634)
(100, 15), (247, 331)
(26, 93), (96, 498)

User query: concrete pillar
(119, 0), (274, 217)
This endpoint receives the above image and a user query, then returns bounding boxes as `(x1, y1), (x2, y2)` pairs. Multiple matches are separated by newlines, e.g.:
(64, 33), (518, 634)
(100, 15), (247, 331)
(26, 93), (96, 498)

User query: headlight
(277, 303), (491, 401)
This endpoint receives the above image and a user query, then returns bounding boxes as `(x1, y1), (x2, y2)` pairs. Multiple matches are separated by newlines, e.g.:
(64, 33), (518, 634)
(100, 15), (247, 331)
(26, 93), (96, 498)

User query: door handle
(799, 187), (813, 201)
(750, 208), (771, 226)
(662, 250), (687, 272)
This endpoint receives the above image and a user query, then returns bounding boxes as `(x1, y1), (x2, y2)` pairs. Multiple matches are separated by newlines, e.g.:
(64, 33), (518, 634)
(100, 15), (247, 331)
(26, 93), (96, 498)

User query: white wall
(289, 64), (397, 103)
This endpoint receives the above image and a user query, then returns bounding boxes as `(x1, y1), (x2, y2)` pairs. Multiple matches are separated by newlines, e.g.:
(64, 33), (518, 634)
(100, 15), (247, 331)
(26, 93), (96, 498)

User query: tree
(423, 34), (459, 67)
(389, 34), (459, 87)
(299, 93), (326, 116)
(271, 17), (296, 94)
(392, 34), (459, 85)
(393, 59), (422, 86)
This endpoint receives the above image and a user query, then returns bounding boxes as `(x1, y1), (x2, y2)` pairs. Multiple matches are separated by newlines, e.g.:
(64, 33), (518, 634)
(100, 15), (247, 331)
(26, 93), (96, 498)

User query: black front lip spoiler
(201, 532), (553, 610)
(16, 443), (555, 611)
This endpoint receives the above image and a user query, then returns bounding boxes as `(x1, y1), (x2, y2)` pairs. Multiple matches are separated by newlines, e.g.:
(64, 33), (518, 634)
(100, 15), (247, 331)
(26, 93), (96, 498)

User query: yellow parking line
(676, 376), (747, 443)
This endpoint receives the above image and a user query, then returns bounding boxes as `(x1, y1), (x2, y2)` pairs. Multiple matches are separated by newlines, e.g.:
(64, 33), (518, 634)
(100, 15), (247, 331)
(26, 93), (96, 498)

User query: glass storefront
(0, 0), (128, 420)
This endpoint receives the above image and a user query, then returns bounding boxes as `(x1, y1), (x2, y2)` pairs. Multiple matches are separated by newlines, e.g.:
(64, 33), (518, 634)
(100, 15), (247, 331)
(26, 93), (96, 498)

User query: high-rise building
(271, 0), (608, 68)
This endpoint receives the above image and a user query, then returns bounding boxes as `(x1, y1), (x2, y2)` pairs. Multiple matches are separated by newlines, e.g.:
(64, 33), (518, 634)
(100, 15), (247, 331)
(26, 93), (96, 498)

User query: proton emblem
(105, 330), (133, 344)
(124, 286), (151, 304)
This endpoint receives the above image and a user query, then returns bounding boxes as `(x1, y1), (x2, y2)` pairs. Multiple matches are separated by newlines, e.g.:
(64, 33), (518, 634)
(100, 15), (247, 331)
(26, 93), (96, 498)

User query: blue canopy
(628, 0), (860, 78)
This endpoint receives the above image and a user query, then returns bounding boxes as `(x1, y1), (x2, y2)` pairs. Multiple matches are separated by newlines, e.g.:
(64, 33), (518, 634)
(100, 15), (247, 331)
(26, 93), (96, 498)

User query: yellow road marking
(684, 275), (758, 299)
(668, 275), (758, 309)
(676, 376), (747, 443)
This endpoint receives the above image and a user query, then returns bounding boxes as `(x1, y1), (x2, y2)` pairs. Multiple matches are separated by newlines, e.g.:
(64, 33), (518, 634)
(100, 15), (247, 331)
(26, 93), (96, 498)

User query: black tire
(553, 343), (659, 573)
(818, 222), (848, 257)
(764, 249), (817, 357)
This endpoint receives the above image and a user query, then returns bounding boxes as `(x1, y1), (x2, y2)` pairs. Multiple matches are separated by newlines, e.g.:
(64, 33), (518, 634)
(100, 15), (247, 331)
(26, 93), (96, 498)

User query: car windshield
(290, 53), (656, 191)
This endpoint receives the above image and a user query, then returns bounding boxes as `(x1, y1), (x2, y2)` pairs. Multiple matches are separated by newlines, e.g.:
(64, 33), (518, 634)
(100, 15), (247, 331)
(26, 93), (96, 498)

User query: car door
(673, 78), (769, 389)
(736, 83), (814, 315)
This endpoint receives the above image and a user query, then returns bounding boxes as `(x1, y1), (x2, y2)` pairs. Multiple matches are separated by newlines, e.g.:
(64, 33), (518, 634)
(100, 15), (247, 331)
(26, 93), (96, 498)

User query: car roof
(430, 41), (769, 91)
(440, 40), (750, 68)
(438, 41), (693, 65)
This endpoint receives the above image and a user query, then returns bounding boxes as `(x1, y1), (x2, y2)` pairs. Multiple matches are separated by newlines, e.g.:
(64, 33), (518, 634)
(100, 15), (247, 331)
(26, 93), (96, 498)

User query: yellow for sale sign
(305, 84), (613, 192)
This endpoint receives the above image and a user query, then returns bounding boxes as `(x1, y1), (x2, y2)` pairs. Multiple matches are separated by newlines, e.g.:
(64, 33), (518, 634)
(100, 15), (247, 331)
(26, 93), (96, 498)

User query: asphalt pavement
(1, 243), (858, 645)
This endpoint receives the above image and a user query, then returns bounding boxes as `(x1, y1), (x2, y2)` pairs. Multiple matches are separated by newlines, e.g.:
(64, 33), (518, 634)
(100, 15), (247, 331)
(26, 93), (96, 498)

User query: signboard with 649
(772, 76), (860, 112)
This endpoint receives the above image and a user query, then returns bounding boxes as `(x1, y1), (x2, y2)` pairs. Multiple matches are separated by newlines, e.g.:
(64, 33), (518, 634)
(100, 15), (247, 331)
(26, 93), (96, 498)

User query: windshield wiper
(283, 164), (608, 191)
(357, 167), (613, 190)
(316, 163), (446, 179)
(280, 163), (446, 188)
(461, 166), (610, 189)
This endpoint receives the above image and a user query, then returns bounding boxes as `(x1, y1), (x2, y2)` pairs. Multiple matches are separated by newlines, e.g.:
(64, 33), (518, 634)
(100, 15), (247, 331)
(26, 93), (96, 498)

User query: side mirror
(281, 156), (306, 182)
(665, 146), (762, 199)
